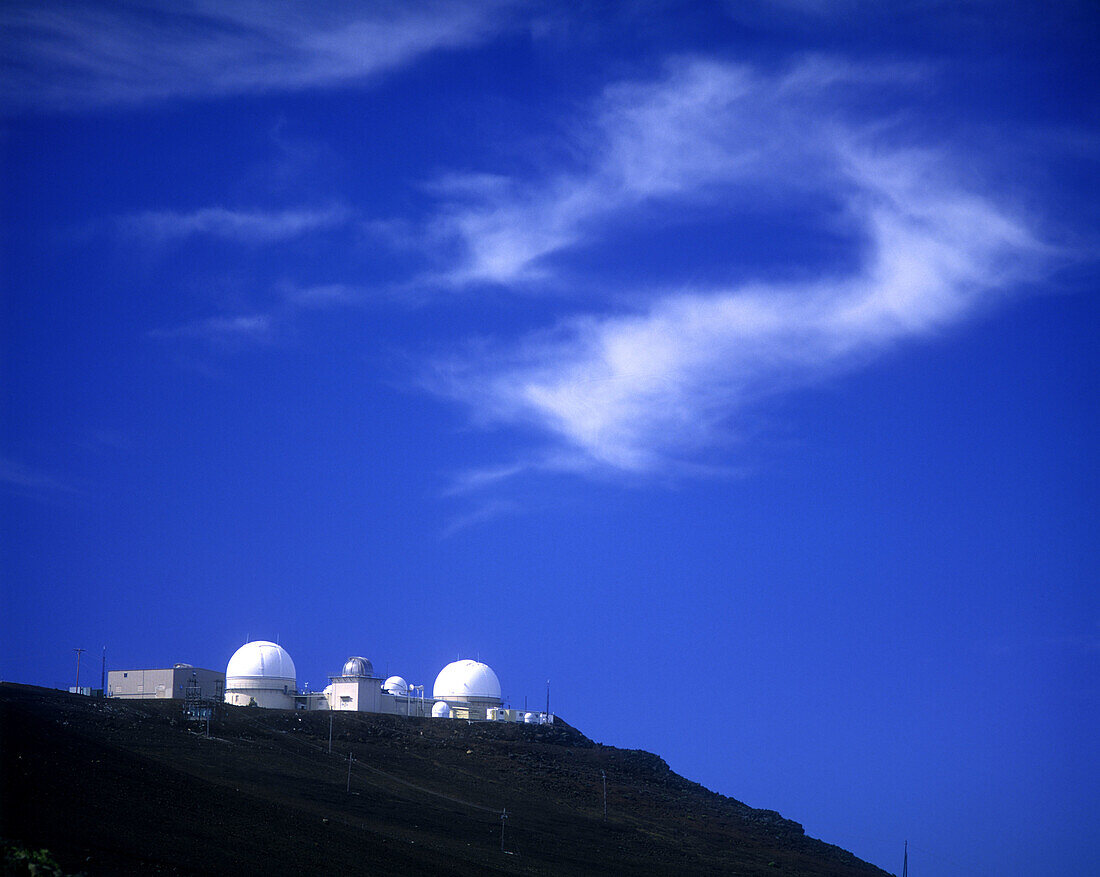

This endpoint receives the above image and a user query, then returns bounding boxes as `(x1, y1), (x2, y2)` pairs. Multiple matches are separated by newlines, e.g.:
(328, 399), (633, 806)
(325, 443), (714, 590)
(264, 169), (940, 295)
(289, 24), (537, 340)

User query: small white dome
(342, 656), (373, 677)
(383, 676), (408, 695)
(433, 659), (501, 702)
(524, 712), (537, 724)
(226, 641), (296, 684)
(432, 701), (452, 718)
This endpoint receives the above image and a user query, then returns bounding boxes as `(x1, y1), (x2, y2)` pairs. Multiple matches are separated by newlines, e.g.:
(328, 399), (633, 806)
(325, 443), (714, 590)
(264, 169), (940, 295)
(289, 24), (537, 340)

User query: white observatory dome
(226, 640), (296, 686)
(432, 701), (452, 718)
(433, 659), (501, 702)
(342, 656), (374, 677)
(383, 676), (408, 696)
(224, 640), (297, 709)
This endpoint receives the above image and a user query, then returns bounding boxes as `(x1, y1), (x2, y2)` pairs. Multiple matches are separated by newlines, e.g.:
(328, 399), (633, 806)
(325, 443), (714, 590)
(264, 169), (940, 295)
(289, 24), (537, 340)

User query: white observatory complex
(198, 640), (553, 723)
(223, 640), (297, 709)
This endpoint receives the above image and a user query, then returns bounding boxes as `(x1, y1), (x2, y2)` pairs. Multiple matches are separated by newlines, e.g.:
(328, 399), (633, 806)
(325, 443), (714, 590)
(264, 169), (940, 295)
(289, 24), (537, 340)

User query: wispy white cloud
(118, 205), (349, 245)
(148, 280), (368, 349)
(1, 0), (516, 111)
(148, 313), (276, 346)
(441, 498), (521, 538)
(426, 57), (927, 287)
(277, 282), (364, 309)
(0, 455), (79, 500)
(429, 58), (1048, 474)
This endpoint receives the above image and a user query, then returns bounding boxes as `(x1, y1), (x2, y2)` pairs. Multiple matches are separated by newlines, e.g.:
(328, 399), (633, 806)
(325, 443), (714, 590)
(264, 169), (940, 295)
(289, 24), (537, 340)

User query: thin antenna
(902, 840), (908, 877)
(73, 648), (86, 692)
(101, 647), (106, 695)
(546, 679), (550, 717)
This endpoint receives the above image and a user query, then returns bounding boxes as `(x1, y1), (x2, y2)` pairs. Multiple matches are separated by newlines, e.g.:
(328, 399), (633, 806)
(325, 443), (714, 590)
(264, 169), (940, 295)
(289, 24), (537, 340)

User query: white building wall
(224, 687), (295, 709)
(330, 678), (385, 712)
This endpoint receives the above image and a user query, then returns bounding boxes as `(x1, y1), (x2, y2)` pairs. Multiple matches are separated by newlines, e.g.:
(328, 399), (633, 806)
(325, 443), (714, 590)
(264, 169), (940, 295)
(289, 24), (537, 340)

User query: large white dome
(226, 641), (296, 684)
(433, 659), (501, 702)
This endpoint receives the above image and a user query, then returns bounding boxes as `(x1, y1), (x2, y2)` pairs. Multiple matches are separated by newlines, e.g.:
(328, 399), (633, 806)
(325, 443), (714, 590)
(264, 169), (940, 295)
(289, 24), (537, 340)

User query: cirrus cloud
(1, 0), (516, 111)
(428, 58), (1048, 475)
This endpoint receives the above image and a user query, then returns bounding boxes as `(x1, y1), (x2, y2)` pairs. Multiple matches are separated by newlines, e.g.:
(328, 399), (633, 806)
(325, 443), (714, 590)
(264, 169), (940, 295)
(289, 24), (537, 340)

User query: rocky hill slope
(1, 684), (892, 876)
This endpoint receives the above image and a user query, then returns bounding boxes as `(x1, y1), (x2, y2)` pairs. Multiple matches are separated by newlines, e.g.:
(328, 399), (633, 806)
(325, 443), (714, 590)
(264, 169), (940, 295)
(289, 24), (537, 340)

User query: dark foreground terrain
(1, 684), (891, 876)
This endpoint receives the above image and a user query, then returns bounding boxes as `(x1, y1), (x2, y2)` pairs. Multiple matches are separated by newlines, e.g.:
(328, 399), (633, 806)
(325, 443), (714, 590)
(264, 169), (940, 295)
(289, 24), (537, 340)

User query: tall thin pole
(346, 752), (353, 792)
(73, 648), (86, 692)
(100, 647), (106, 695)
(902, 840), (908, 877)
(546, 680), (550, 718)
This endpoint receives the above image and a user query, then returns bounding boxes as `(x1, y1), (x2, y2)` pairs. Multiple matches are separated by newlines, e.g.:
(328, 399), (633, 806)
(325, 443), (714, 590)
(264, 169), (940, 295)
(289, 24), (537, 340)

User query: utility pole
(902, 840), (908, 877)
(346, 752), (354, 793)
(73, 648), (86, 692)
(100, 647), (106, 695)
(546, 680), (550, 718)
(500, 808), (507, 852)
(601, 770), (607, 820)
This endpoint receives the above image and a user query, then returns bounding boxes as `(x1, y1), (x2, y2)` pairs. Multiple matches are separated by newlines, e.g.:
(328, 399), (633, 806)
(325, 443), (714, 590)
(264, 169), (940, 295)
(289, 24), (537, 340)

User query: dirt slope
(1, 684), (892, 876)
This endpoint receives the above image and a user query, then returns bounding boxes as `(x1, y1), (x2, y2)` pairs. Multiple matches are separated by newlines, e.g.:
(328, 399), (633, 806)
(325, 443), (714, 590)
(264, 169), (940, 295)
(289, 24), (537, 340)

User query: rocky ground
(0, 683), (893, 876)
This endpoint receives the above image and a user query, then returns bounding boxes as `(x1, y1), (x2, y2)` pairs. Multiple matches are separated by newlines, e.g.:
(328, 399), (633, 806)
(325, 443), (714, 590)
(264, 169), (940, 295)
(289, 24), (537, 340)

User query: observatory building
(432, 659), (501, 720)
(107, 664), (224, 701)
(325, 655), (427, 714)
(223, 640), (297, 709)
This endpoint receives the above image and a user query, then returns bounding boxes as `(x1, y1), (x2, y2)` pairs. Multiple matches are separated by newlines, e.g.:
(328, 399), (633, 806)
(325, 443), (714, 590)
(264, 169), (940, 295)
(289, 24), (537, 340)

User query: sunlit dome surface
(383, 675), (408, 695)
(342, 656), (374, 677)
(433, 659), (501, 701)
(226, 640), (296, 682)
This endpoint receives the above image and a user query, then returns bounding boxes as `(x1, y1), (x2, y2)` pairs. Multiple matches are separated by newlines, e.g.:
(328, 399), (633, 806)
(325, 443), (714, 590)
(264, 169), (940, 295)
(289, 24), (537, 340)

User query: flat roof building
(108, 664), (224, 701)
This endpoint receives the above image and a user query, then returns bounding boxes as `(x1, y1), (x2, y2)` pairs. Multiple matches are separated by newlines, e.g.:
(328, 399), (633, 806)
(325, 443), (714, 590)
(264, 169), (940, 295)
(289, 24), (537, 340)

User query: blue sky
(2, 2), (1097, 874)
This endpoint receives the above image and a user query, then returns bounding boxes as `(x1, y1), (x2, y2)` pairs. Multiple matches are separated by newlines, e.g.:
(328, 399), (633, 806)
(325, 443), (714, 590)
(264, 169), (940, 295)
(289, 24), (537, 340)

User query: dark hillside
(1, 684), (892, 876)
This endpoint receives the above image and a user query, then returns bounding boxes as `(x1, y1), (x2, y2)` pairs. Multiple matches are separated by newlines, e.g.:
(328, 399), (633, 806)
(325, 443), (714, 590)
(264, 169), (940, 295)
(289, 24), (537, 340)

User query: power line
(72, 647), (86, 691)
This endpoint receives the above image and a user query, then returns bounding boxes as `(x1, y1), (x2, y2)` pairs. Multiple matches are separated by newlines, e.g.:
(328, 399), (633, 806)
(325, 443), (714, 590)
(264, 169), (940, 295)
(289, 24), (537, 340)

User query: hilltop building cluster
(107, 640), (553, 724)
